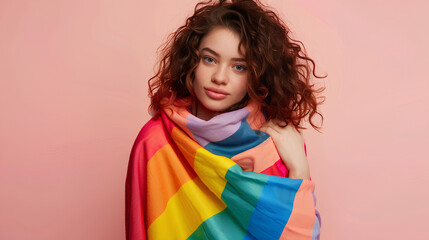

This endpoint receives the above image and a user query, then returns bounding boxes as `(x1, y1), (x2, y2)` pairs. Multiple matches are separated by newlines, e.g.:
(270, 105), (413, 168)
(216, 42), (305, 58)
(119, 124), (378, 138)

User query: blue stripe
(246, 176), (303, 239)
(187, 164), (305, 239)
(204, 119), (269, 158)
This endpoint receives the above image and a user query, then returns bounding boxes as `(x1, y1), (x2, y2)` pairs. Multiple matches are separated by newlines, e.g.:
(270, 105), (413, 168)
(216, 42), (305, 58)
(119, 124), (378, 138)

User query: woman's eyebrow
(201, 47), (246, 62)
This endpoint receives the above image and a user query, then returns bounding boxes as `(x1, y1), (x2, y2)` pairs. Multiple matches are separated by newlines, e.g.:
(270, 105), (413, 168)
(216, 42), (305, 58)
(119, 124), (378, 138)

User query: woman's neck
(192, 100), (220, 121)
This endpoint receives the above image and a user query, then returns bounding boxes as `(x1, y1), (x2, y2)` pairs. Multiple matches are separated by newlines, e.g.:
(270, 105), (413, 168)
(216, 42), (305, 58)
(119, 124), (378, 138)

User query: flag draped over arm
(126, 103), (321, 240)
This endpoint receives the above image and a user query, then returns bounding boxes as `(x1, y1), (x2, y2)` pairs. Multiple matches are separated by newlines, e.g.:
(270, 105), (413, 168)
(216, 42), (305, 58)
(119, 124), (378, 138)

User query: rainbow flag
(126, 103), (321, 239)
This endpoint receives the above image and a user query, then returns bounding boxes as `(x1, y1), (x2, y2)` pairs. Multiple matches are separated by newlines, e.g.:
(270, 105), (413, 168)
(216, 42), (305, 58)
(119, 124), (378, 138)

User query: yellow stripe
(146, 143), (197, 225)
(194, 147), (237, 198)
(148, 126), (237, 238)
(148, 177), (226, 239)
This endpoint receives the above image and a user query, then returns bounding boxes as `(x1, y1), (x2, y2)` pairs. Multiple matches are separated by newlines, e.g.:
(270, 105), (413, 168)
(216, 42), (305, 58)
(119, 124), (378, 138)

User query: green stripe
(186, 209), (247, 240)
(221, 164), (269, 229)
(187, 164), (269, 239)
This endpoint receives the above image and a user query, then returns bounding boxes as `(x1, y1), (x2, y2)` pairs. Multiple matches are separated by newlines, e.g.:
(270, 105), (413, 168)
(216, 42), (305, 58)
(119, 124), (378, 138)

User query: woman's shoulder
(133, 116), (167, 145)
(129, 115), (172, 163)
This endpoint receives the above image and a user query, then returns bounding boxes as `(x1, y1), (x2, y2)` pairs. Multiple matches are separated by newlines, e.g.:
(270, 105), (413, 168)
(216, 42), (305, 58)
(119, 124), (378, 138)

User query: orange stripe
(146, 126), (202, 225)
(147, 177), (226, 239)
(279, 180), (316, 240)
(231, 138), (280, 172)
(146, 141), (197, 225)
(170, 126), (202, 168)
(162, 104), (194, 138)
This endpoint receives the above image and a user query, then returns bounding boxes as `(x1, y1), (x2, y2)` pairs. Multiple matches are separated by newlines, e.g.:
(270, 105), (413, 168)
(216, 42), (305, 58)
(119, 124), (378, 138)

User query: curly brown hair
(148, 0), (325, 130)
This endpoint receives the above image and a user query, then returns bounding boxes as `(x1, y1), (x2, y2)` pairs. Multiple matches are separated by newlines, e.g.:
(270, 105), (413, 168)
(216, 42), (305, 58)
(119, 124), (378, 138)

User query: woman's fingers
(260, 120), (309, 179)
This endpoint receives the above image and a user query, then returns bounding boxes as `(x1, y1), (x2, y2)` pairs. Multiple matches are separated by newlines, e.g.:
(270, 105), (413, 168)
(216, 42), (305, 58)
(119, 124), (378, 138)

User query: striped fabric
(126, 102), (321, 240)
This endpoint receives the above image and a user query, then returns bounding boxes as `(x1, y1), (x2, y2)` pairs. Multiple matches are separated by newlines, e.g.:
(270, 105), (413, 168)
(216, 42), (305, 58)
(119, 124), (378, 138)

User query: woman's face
(193, 26), (249, 120)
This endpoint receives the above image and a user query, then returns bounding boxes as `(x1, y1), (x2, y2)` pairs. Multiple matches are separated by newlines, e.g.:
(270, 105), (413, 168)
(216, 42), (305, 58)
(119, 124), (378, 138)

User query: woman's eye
(203, 57), (215, 64)
(234, 65), (247, 71)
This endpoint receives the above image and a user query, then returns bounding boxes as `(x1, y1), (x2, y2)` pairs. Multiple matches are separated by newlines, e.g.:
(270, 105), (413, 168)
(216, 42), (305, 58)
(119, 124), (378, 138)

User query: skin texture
(193, 27), (249, 121)
(193, 26), (310, 179)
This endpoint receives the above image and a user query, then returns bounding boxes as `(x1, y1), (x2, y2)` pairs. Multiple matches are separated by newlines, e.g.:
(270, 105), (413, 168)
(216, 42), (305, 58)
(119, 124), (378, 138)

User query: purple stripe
(311, 209), (321, 240)
(311, 188), (321, 240)
(186, 108), (249, 147)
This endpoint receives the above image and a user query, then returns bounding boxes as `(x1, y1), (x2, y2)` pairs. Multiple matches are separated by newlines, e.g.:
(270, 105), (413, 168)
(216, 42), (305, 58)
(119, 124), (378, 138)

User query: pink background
(1, 0), (428, 239)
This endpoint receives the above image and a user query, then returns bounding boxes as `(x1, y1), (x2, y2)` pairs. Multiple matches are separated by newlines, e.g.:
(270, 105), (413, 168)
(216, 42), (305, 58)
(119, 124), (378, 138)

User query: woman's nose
(211, 64), (228, 85)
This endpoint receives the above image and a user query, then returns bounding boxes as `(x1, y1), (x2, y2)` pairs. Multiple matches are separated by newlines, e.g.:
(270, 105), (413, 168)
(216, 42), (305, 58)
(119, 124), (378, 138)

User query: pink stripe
(279, 180), (316, 240)
(260, 159), (288, 177)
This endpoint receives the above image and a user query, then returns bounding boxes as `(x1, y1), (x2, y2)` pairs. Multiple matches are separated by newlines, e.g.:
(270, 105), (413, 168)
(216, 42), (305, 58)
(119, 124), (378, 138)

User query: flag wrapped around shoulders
(126, 101), (321, 240)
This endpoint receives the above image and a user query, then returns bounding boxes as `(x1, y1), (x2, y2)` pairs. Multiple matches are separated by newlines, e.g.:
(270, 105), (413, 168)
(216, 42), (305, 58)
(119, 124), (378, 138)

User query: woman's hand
(260, 120), (310, 180)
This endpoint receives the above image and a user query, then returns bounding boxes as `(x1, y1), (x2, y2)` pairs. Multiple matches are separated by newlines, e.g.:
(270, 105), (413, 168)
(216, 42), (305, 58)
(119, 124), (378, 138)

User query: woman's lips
(204, 87), (229, 100)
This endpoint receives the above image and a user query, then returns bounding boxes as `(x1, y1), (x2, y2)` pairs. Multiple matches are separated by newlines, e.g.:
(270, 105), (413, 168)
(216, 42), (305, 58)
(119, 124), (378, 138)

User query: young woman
(126, 0), (324, 239)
